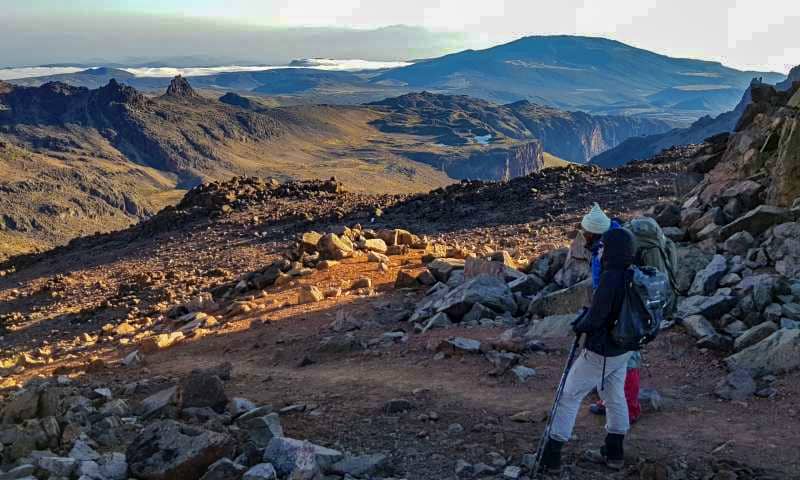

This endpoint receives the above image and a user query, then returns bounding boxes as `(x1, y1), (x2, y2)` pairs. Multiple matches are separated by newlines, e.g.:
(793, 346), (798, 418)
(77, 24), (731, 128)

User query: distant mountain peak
(96, 78), (148, 107)
(165, 75), (198, 99)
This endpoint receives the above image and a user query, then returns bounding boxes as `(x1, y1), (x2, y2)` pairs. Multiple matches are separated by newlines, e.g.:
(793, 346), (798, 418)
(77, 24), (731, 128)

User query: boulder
(662, 227), (686, 242)
(179, 371), (228, 412)
(715, 369), (756, 401)
(527, 279), (592, 317)
(242, 413), (284, 448)
(438, 337), (482, 354)
(528, 249), (567, 282)
(394, 270), (420, 289)
(435, 275), (516, 320)
(717, 205), (791, 241)
(507, 274), (546, 296)
(318, 233), (353, 260)
(421, 312), (452, 332)
(688, 255), (728, 296)
(682, 315), (717, 339)
(688, 207), (723, 239)
(511, 365), (537, 383)
(141, 332), (185, 353)
(330, 454), (388, 477)
(300, 232), (322, 252)
(675, 247), (713, 294)
(367, 251), (390, 264)
(724, 231), (755, 256)
(38, 456), (78, 478)
(554, 234), (590, 287)
(1, 388), (40, 423)
(362, 238), (388, 253)
(725, 328), (800, 376)
(127, 421), (235, 480)
(200, 458), (248, 480)
(733, 322), (779, 351)
(462, 303), (497, 324)
(262, 437), (343, 477)
(526, 315), (576, 339)
(141, 386), (178, 418)
(489, 250), (518, 269)
(652, 203), (681, 228)
(228, 397), (257, 418)
(243, 463), (278, 480)
(720, 180), (764, 211)
(677, 295), (737, 320)
(298, 286), (324, 304)
(428, 258), (466, 282)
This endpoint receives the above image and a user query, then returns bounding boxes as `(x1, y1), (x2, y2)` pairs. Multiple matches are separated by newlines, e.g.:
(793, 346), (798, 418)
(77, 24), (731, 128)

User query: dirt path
(107, 256), (800, 479)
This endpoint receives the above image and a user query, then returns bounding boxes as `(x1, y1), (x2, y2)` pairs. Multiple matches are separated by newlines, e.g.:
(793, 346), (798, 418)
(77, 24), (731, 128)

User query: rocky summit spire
(165, 75), (198, 99)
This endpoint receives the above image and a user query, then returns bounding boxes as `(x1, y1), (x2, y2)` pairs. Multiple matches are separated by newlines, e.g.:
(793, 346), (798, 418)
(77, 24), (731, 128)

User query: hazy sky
(4, 0), (798, 73)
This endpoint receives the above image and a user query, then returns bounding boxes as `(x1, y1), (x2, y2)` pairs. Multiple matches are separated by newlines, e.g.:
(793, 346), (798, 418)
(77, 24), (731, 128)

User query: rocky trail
(1, 82), (800, 480)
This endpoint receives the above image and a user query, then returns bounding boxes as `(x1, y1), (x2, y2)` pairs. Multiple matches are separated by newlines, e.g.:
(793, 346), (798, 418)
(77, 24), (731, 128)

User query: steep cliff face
(403, 140), (544, 181)
(506, 101), (670, 163)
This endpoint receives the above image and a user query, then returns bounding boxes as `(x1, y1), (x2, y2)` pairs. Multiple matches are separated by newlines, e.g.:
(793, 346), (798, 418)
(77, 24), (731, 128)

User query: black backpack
(611, 265), (670, 350)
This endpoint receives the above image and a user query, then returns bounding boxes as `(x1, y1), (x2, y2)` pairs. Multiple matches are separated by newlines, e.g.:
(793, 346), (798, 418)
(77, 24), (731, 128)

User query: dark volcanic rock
(127, 421), (235, 480)
(165, 75), (199, 99)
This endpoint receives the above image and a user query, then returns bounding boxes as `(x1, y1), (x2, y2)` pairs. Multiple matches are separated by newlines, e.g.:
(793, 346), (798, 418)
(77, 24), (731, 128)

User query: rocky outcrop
(415, 140), (545, 181)
(164, 75), (200, 99)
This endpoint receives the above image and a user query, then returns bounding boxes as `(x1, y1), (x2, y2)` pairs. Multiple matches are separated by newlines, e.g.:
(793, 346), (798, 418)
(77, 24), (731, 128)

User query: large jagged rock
(127, 421), (235, 480)
(675, 247), (712, 295)
(525, 314), (576, 339)
(688, 255), (728, 296)
(527, 279), (592, 317)
(262, 437), (343, 477)
(318, 233), (353, 260)
(435, 275), (517, 320)
(725, 328), (800, 376)
(677, 295), (737, 320)
(165, 75), (199, 99)
(733, 322), (779, 352)
(554, 233), (590, 288)
(528, 248), (567, 283)
(178, 370), (228, 412)
(717, 205), (791, 241)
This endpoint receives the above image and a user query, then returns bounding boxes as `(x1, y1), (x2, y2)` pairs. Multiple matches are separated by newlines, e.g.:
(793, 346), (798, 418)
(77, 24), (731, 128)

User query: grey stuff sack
(612, 265), (670, 351)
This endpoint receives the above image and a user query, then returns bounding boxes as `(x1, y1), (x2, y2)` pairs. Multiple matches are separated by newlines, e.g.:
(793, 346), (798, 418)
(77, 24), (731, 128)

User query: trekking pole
(531, 331), (583, 477)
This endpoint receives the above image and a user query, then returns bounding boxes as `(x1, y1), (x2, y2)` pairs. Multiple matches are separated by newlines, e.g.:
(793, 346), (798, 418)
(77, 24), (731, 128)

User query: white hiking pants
(550, 349), (631, 442)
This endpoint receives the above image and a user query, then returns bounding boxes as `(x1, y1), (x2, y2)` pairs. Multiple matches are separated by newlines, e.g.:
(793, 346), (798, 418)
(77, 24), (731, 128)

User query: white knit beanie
(581, 202), (611, 234)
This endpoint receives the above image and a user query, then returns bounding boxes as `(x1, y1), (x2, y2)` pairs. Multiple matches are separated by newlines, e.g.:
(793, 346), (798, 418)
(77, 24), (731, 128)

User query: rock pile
(0, 364), (390, 480)
(176, 176), (345, 214)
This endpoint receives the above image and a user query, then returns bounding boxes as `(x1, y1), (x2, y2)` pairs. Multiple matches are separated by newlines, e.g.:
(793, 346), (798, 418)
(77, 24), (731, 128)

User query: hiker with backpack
(584, 212), (678, 424)
(534, 204), (670, 475)
(538, 226), (638, 473)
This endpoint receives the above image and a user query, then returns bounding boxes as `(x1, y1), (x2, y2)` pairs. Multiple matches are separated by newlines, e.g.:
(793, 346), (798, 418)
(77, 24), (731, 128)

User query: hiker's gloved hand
(571, 307), (589, 333)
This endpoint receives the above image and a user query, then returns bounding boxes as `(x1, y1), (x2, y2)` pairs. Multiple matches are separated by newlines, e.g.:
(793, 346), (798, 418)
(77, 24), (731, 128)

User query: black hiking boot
(583, 433), (625, 470)
(538, 438), (564, 475)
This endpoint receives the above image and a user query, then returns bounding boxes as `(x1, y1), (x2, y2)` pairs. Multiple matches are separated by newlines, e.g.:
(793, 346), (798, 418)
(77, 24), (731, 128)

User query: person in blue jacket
(582, 204), (643, 423)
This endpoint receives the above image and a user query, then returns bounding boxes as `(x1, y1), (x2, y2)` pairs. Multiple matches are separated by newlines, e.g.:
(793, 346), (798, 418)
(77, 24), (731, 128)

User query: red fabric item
(625, 368), (641, 422)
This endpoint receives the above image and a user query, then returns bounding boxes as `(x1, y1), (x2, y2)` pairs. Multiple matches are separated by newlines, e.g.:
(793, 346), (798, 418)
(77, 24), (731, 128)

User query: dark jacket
(574, 227), (635, 357)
